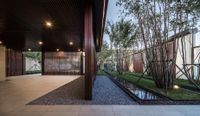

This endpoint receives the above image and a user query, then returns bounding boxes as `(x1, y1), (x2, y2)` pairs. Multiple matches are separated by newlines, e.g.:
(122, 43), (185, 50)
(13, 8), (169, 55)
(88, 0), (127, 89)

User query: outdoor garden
(97, 0), (200, 104)
(24, 52), (41, 74)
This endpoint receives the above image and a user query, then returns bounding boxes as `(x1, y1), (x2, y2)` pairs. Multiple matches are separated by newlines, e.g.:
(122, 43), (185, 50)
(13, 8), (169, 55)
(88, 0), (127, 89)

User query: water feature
(112, 76), (162, 100)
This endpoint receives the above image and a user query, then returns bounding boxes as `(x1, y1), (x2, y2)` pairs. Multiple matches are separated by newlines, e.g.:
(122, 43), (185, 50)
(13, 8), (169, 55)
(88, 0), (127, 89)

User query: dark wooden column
(84, 1), (96, 100)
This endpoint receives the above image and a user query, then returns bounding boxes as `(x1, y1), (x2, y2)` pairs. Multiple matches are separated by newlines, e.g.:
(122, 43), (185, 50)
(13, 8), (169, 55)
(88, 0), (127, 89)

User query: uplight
(173, 85), (179, 89)
(28, 48), (32, 51)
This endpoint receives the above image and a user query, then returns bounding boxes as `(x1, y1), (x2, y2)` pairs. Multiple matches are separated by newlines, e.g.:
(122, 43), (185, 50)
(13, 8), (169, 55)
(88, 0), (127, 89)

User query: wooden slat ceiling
(0, 0), (85, 51)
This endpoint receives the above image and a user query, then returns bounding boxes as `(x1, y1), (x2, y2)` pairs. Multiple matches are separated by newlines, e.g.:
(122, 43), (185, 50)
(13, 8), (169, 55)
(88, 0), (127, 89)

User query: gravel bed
(28, 76), (136, 105)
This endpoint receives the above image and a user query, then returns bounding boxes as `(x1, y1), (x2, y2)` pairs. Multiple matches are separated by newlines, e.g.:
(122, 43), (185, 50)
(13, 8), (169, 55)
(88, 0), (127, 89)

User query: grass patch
(174, 79), (200, 87)
(96, 70), (106, 76)
(107, 71), (200, 100)
(25, 70), (41, 74)
(121, 71), (200, 88)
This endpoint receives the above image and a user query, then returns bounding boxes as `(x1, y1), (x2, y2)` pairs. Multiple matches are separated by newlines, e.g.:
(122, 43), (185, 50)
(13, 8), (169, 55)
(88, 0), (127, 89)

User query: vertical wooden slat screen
(6, 49), (23, 77)
(43, 52), (81, 75)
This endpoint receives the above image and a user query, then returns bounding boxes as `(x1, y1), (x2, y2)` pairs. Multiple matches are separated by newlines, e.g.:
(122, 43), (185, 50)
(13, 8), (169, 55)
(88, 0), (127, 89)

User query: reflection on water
(113, 77), (161, 100)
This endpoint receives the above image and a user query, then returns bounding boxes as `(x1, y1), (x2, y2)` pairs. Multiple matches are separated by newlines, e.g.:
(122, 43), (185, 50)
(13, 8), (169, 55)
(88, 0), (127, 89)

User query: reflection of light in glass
(57, 51), (65, 58)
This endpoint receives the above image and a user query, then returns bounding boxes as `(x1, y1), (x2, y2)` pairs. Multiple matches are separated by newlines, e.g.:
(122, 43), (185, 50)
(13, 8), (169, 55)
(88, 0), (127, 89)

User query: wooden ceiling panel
(0, 0), (84, 51)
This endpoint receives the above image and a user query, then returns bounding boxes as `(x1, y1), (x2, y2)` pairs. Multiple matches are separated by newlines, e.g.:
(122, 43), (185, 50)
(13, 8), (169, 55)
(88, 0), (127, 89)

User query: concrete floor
(0, 75), (200, 116)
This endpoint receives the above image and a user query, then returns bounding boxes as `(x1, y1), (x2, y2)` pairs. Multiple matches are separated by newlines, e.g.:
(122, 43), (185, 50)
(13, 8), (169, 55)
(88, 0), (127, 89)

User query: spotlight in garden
(28, 48), (32, 51)
(173, 85), (179, 89)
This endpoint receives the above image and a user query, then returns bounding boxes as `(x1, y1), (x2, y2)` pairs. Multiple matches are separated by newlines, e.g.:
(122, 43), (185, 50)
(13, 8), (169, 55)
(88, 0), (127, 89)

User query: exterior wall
(193, 47), (200, 80)
(133, 53), (144, 73)
(175, 34), (193, 79)
(0, 46), (6, 81)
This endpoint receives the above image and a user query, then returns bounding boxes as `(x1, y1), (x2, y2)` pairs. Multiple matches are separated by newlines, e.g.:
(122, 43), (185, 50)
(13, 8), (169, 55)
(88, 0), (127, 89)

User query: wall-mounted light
(56, 49), (60, 52)
(0, 41), (2, 45)
(69, 41), (73, 46)
(38, 41), (43, 45)
(78, 49), (81, 52)
(28, 48), (32, 51)
(45, 21), (53, 28)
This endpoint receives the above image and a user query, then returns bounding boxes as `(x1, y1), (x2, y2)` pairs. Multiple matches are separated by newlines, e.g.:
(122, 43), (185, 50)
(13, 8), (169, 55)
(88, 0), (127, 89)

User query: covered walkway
(0, 75), (80, 113)
(0, 75), (200, 116)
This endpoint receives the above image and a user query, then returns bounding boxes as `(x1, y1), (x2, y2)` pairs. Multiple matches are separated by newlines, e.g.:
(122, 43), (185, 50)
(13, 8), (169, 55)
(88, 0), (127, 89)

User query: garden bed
(104, 70), (200, 104)
(25, 70), (41, 74)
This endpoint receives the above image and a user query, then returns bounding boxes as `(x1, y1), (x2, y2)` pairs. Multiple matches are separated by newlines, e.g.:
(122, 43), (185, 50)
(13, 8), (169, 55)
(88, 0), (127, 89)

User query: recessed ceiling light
(45, 21), (52, 27)
(69, 42), (73, 45)
(0, 41), (2, 44)
(56, 49), (60, 52)
(38, 41), (43, 45)
(28, 48), (32, 51)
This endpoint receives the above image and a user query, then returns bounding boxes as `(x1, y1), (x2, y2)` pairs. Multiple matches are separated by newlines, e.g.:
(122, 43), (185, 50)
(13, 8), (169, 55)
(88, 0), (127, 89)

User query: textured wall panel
(43, 52), (81, 75)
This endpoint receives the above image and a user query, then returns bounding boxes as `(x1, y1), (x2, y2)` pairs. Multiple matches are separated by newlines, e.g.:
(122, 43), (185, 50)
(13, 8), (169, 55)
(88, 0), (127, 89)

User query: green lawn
(96, 70), (106, 76)
(118, 71), (200, 88)
(25, 70), (41, 74)
(174, 79), (200, 87)
(107, 71), (200, 100)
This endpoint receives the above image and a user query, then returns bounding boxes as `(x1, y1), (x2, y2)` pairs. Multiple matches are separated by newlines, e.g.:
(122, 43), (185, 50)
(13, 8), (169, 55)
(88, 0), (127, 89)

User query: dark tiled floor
(29, 76), (136, 105)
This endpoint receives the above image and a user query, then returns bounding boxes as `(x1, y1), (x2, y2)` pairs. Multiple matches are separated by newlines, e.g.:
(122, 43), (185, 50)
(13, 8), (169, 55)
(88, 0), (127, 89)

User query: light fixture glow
(56, 49), (60, 52)
(28, 48), (32, 51)
(173, 85), (179, 89)
(38, 41), (43, 45)
(0, 41), (2, 44)
(78, 49), (81, 52)
(45, 21), (52, 27)
(69, 41), (73, 46)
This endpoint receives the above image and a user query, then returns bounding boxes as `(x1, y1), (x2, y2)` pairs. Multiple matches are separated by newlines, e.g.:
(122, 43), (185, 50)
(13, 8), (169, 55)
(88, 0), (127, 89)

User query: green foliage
(108, 71), (200, 100)
(97, 41), (113, 69)
(105, 19), (138, 50)
(24, 52), (41, 62)
(105, 19), (138, 74)
(96, 70), (106, 76)
(117, 0), (200, 89)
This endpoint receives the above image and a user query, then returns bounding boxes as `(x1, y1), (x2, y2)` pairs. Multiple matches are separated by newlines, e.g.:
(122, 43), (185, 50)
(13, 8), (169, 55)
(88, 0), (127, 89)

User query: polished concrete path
(0, 75), (200, 116)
